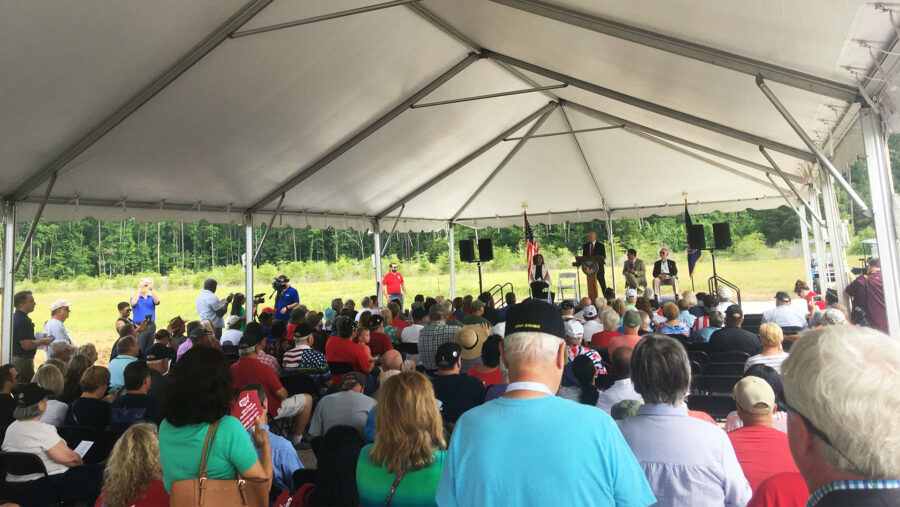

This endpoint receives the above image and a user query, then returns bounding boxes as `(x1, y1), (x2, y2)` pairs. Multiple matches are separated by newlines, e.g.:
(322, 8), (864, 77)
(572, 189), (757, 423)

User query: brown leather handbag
(169, 420), (271, 506)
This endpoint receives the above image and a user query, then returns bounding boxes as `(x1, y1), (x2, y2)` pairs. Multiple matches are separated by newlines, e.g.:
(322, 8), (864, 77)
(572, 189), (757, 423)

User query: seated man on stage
(652, 248), (679, 299)
(622, 249), (647, 291)
(581, 232), (607, 293)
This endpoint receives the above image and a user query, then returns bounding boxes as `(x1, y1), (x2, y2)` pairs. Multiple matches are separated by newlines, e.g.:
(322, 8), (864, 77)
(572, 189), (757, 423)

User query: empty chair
(693, 375), (742, 395)
(686, 394), (736, 421)
(689, 360), (704, 376)
(705, 362), (746, 376)
(557, 272), (579, 303)
(708, 351), (751, 364)
(687, 350), (709, 369)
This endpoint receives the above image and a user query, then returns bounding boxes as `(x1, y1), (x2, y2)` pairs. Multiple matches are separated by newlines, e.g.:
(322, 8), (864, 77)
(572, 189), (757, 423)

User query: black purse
(850, 277), (870, 327)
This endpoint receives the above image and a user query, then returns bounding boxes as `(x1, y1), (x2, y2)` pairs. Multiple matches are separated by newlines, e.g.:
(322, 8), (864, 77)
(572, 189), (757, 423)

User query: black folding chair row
(0, 451), (64, 505)
(704, 362), (746, 376)
(692, 375), (742, 395)
(687, 394), (736, 421)
(708, 351), (751, 363)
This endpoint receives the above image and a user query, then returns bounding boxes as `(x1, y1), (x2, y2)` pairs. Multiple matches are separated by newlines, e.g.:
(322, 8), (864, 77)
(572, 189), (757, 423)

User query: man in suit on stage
(652, 248), (679, 299)
(622, 249), (647, 292)
(582, 232), (607, 293)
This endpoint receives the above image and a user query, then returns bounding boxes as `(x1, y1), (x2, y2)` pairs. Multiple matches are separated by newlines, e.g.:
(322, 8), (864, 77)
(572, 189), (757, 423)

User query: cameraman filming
(274, 274), (300, 323)
(845, 257), (887, 334)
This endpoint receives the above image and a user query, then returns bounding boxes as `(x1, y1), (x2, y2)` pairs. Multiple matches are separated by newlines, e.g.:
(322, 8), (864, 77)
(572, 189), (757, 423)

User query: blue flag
(685, 200), (702, 278)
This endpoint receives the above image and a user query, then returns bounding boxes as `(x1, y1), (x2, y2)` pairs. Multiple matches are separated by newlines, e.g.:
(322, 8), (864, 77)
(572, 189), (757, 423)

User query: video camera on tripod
(268, 274), (290, 301)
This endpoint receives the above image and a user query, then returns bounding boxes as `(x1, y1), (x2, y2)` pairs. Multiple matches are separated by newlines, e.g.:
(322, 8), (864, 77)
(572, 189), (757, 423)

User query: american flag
(525, 211), (539, 275)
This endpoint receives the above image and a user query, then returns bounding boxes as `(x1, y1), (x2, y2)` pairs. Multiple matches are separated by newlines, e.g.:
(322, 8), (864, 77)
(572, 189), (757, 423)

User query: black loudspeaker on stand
(459, 238), (492, 294)
(713, 222), (732, 249)
(688, 224), (706, 250)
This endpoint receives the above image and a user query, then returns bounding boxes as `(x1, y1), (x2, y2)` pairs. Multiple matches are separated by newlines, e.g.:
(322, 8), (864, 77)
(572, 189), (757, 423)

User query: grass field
(2, 255), (809, 367)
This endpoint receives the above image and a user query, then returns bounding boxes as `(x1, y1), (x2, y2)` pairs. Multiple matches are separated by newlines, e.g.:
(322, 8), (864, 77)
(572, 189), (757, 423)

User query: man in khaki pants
(11, 291), (52, 383)
(622, 248), (647, 292)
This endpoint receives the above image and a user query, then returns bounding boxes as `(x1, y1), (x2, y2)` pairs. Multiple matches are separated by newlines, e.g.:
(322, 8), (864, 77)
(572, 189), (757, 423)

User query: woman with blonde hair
(744, 323), (789, 374)
(33, 364), (67, 426)
(60, 353), (93, 403)
(356, 371), (446, 506)
(74, 342), (98, 364)
(97, 423), (169, 506)
(44, 358), (68, 376)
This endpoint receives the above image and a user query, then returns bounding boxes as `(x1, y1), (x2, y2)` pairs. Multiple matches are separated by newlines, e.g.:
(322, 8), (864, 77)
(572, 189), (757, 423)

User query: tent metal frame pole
(253, 194), (284, 263)
(451, 105), (557, 221)
(8, 0), (275, 201)
(410, 84), (567, 108)
(859, 107), (900, 335)
(373, 221), (383, 307)
(483, 51), (815, 161)
(488, 0), (857, 102)
(448, 222), (456, 300)
(376, 101), (557, 220)
(2, 202), (15, 364)
(14, 171), (57, 273)
(758, 147), (825, 225)
(565, 101), (804, 183)
(766, 174), (813, 230)
(244, 214), (254, 311)
(756, 77), (871, 216)
(380, 204), (405, 257)
(250, 53), (478, 214)
(810, 187), (829, 295)
(605, 210), (617, 293)
(504, 125), (623, 141)
(820, 172), (849, 300)
(560, 105), (609, 209)
(231, 0), (420, 38)
(799, 208), (814, 291)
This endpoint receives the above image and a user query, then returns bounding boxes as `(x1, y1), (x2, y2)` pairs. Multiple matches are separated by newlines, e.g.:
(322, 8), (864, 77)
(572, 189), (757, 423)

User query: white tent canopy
(2, 0), (900, 344)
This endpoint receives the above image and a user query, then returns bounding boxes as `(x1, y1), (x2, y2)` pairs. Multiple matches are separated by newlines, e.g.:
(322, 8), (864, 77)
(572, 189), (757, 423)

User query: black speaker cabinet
(688, 224), (706, 250)
(459, 240), (476, 262)
(713, 222), (732, 249)
(478, 238), (494, 262)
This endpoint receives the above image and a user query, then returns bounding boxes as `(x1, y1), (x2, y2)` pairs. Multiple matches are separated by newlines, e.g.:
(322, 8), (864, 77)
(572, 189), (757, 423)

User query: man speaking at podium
(582, 232), (607, 293)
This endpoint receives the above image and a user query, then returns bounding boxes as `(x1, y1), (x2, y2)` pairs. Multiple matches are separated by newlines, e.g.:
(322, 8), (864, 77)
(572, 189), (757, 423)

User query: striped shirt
(744, 353), (789, 374)
(807, 480), (900, 506)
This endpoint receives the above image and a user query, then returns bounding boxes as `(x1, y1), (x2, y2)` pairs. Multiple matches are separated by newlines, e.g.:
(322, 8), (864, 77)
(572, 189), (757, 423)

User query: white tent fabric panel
(282, 60), (548, 216)
(0, 0), (245, 192)
(33, 4), (469, 210)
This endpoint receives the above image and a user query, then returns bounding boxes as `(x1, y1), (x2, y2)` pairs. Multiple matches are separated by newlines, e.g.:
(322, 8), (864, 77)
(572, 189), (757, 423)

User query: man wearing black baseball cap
(436, 299), (655, 506)
(708, 304), (762, 356)
(275, 274), (300, 323)
(431, 342), (484, 424)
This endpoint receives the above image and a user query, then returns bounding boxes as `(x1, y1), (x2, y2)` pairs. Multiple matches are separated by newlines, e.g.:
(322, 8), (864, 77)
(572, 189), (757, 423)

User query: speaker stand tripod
(476, 261), (484, 295)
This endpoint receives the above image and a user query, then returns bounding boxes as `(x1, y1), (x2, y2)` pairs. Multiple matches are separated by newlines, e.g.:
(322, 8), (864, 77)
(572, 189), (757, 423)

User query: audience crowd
(0, 262), (896, 506)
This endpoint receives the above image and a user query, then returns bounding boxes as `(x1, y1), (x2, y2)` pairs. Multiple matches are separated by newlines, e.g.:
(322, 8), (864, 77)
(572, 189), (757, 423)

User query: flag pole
(683, 192), (695, 291)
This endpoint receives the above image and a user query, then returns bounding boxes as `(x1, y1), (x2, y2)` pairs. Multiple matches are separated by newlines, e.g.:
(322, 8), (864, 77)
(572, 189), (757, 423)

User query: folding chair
(708, 351), (751, 364)
(705, 362), (746, 376)
(687, 350), (709, 371)
(327, 362), (354, 377)
(686, 394), (736, 421)
(692, 375), (742, 395)
(556, 272), (579, 303)
(0, 451), (64, 505)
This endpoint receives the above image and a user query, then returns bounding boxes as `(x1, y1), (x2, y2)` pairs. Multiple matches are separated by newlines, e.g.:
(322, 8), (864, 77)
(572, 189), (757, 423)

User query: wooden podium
(573, 255), (605, 303)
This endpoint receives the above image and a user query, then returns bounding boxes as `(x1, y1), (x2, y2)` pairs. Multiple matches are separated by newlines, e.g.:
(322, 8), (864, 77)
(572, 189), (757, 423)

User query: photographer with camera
(845, 258), (887, 334)
(195, 278), (232, 339)
(273, 275), (299, 323)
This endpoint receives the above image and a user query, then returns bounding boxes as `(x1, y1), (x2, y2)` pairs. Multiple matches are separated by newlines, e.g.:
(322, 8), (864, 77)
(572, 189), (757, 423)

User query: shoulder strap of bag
(383, 473), (405, 507)
(198, 420), (220, 479)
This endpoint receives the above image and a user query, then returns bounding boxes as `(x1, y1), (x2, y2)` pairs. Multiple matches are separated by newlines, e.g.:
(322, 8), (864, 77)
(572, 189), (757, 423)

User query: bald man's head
(382, 349), (403, 371)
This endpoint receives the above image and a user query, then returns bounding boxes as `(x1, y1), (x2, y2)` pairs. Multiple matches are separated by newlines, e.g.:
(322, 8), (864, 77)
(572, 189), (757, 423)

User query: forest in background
(10, 134), (896, 287)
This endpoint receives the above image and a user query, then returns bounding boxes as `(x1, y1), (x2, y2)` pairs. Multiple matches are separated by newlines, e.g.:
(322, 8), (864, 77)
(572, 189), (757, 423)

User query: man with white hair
(780, 326), (900, 505)
(43, 299), (76, 360)
(717, 286), (735, 314)
(819, 308), (847, 327)
(652, 248), (679, 299)
(436, 299), (655, 506)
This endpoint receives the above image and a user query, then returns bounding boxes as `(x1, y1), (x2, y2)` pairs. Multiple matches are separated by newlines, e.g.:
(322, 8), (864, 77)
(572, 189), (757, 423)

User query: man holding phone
(131, 278), (160, 351)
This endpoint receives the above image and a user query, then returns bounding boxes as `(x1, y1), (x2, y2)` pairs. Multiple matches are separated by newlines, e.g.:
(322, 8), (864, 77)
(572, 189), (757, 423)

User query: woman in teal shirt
(356, 371), (446, 507)
(158, 346), (271, 493)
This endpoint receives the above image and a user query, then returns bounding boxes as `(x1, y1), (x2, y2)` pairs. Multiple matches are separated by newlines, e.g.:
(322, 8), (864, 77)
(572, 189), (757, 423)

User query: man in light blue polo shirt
(195, 278), (231, 339)
(436, 299), (655, 507)
(108, 335), (139, 390)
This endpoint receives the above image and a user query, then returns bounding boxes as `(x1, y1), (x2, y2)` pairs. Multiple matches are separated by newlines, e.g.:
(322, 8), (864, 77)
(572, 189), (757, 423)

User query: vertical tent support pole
(859, 107), (900, 335)
(373, 221), (383, 307)
(605, 210), (616, 293)
(448, 223), (456, 300)
(244, 214), (254, 312)
(811, 188), (829, 294)
(799, 208), (814, 291)
(820, 172), (849, 300)
(2, 203), (15, 364)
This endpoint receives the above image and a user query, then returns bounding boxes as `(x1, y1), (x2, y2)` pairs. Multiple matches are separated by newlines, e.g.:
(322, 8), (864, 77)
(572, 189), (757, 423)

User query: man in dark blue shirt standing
(275, 275), (299, 323)
(11, 291), (52, 383)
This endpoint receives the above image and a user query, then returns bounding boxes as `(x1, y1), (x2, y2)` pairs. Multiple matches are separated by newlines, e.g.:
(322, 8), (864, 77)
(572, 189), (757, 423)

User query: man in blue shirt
(195, 278), (231, 339)
(241, 383), (304, 494)
(275, 275), (299, 323)
(11, 291), (53, 383)
(108, 336), (140, 390)
(436, 299), (655, 507)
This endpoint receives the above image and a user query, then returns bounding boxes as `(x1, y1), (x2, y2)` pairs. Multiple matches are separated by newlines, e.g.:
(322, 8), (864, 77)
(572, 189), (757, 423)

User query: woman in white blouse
(529, 254), (551, 299)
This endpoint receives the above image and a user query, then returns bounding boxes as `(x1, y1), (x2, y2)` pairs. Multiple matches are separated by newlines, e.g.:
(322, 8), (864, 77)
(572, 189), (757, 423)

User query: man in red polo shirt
(382, 263), (406, 310)
(231, 331), (312, 448)
(727, 376), (798, 492)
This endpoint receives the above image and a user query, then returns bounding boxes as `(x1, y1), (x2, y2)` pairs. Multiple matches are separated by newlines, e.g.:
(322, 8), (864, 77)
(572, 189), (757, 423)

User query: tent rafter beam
(410, 84), (567, 108)
(560, 105), (609, 210)
(248, 53), (479, 214)
(758, 147), (825, 225)
(483, 50), (816, 162)
(504, 124), (623, 141)
(489, 0), (858, 102)
(564, 100), (805, 184)
(375, 101), (558, 220)
(230, 0), (421, 38)
(7, 0), (276, 202)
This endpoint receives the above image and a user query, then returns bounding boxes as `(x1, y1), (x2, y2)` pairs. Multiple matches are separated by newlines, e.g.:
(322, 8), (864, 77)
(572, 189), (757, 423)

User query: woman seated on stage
(529, 254), (551, 299)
